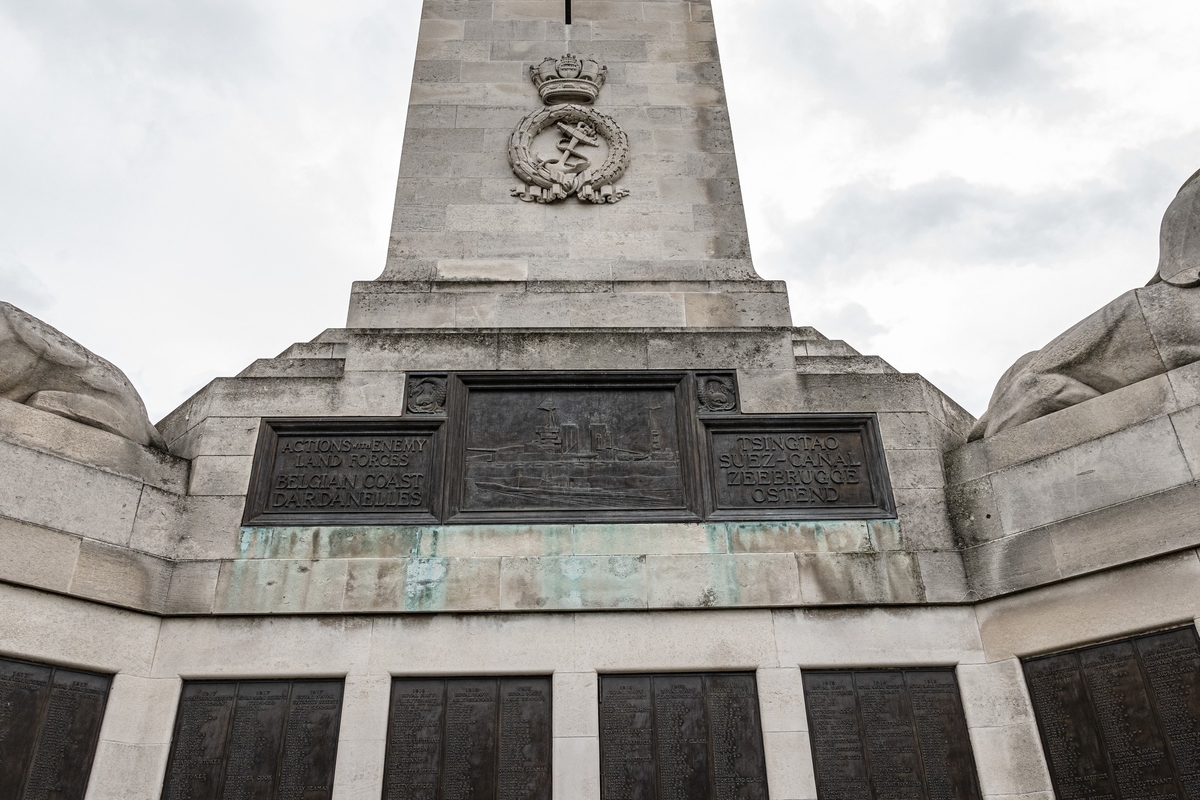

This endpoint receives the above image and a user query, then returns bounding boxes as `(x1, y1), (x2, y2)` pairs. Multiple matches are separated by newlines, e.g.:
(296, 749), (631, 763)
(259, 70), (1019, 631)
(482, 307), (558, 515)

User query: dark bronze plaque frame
(598, 672), (770, 800)
(1022, 625), (1200, 800)
(802, 668), (982, 800)
(242, 371), (896, 526)
(160, 678), (344, 800)
(700, 414), (895, 521)
(381, 675), (553, 800)
(0, 655), (112, 800)
(242, 417), (444, 526)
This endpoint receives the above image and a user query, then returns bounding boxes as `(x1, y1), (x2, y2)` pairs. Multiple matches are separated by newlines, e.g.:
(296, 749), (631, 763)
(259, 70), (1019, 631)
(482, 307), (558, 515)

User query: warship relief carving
(461, 388), (685, 513)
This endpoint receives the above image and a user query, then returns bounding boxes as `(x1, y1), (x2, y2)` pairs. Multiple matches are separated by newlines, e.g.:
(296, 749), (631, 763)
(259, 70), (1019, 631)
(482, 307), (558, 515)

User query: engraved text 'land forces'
(510, 55), (630, 205)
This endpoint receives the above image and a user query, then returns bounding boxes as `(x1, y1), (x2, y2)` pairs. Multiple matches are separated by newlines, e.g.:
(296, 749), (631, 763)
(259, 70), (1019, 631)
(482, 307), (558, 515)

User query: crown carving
(530, 55), (608, 104)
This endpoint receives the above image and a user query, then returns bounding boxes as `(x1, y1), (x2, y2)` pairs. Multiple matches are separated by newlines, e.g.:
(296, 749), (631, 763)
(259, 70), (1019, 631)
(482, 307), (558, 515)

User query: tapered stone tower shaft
(348, 0), (793, 329)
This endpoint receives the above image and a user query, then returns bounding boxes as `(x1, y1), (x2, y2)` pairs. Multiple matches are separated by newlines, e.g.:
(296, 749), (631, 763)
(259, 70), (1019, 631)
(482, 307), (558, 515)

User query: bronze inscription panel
(599, 672), (768, 800)
(161, 679), (344, 800)
(458, 385), (687, 517)
(0, 656), (111, 800)
(243, 418), (442, 525)
(704, 416), (894, 520)
(382, 676), (551, 800)
(1023, 626), (1200, 800)
(802, 669), (981, 800)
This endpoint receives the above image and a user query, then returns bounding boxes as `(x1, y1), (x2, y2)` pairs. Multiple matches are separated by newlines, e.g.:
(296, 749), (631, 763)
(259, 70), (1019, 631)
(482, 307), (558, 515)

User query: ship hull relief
(461, 387), (686, 513)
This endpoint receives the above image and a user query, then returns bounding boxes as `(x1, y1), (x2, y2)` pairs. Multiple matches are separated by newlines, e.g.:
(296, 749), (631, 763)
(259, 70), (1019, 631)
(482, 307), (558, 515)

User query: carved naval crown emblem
(510, 55), (630, 205)
(530, 55), (607, 103)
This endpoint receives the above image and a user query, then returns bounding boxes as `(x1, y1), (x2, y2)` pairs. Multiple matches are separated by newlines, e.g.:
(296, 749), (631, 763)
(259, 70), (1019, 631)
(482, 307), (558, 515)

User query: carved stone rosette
(510, 55), (631, 205)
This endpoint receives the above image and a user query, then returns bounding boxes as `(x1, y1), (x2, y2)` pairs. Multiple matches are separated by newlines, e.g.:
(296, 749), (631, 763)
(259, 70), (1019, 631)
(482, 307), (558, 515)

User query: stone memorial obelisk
(5, 2), (1200, 799)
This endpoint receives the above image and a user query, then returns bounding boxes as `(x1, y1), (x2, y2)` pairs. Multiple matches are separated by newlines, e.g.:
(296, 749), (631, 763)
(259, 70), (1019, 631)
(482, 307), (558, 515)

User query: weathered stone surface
(368, 613), (577, 674)
(152, 615), (373, 677)
(645, 553), (801, 608)
(962, 528), (1061, 599)
(0, 516), (80, 593)
(554, 737), (601, 800)
(0, 302), (164, 447)
(501, 555), (647, 610)
(99, 674), (182, 746)
(796, 552), (925, 604)
(755, 667), (808, 733)
(575, 608), (779, 671)
(70, 539), (173, 612)
(0, 439), (143, 545)
(916, 551), (971, 603)
(772, 606), (984, 667)
(967, 723), (1055, 797)
(763, 730), (818, 800)
(553, 671), (600, 738)
(163, 560), (219, 614)
(0, 583), (161, 676)
(0, 397), (186, 492)
(989, 416), (1191, 534)
(85, 741), (171, 800)
(975, 550), (1200, 661)
(956, 658), (1037, 730)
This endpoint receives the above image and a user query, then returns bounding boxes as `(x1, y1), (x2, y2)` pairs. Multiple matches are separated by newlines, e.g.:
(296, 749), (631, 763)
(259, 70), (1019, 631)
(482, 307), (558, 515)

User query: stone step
(276, 341), (344, 359)
(236, 358), (346, 379)
(794, 338), (861, 357)
(793, 355), (898, 374)
(790, 326), (825, 342)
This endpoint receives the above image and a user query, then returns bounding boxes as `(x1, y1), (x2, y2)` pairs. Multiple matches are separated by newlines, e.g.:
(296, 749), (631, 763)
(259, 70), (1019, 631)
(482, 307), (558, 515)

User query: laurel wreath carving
(509, 104), (630, 204)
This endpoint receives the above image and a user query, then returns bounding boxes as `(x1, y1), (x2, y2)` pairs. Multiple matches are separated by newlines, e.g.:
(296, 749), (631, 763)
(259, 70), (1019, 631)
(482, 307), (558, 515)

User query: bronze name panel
(703, 415), (894, 520)
(243, 418), (442, 525)
(161, 678), (344, 800)
(1023, 626), (1200, 800)
(243, 372), (895, 525)
(802, 669), (982, 800)
(0, 656), (111, 800)
(382, 676), (551, 800)
(599, 672), (768, 800)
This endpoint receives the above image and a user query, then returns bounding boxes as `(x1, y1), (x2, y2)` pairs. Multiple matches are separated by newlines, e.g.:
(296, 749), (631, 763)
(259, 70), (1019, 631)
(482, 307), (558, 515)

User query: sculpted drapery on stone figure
(0, 302), (165, 448)
(971, 168), (1200, 440)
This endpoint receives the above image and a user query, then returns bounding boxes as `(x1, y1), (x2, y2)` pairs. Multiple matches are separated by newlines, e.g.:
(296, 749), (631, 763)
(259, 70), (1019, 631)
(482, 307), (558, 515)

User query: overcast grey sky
(2, 0), (1198, 421)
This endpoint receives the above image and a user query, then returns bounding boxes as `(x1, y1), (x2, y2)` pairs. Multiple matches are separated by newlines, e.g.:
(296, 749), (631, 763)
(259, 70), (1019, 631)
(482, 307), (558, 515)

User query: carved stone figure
(970, 168), (1200, 440)
(0, 302), (165, 448)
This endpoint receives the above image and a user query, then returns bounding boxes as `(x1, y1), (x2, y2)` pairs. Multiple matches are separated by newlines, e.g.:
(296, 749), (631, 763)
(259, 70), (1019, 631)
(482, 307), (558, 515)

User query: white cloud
(716, 0), (1200, 414)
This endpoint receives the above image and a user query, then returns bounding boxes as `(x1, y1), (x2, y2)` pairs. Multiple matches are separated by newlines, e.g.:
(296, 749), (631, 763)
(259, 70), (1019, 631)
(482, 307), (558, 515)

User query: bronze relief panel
(446, 373), (697, 523)
(243, 371), (896, 525)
